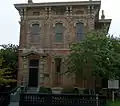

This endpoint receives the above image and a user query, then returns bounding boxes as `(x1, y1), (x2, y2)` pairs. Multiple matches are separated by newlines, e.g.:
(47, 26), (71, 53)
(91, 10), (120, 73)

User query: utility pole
(89, 0), (92, 14)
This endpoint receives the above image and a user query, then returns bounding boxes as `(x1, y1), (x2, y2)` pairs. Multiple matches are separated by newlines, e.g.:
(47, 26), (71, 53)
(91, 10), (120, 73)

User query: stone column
(65, 6), (69, 16)
(38, 57), (44, 88)
(49, 7), (51, 16)
(22, 56), (28, 87)
(69, 6), (72, 16)
(45, 7), (48, 18)
(51, 57), (55, 86)
(43, 58), (50, 87)
(87, 4), (95, 31)
(87, 14), (95, 31)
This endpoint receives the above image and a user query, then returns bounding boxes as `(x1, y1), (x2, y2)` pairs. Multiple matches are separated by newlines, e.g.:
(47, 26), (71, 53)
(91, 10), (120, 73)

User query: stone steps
(27, 87), (38, 93)
(10, 88), (20, 102)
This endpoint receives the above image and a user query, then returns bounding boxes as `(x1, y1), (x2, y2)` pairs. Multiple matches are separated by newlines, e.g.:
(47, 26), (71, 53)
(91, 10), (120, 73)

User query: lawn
(107, 100), (120, 106)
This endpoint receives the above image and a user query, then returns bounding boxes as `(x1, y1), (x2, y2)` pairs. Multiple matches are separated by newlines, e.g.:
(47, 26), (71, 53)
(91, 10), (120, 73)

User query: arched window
(55, 23), (64, 42)
(76, 22), (84, 41)
(31, 24), (40, 35)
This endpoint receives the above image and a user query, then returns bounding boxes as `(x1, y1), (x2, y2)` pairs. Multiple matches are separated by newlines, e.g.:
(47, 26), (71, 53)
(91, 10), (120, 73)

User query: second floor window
(76, 22), (84, 41)
(55, 23), (64, 42)
(31, 24), (40, 35)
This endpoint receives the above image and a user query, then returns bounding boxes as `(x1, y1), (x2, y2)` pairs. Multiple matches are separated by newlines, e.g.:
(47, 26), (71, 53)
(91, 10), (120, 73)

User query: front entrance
(28, 59), (39, 87)
(29, 68), (38, 87)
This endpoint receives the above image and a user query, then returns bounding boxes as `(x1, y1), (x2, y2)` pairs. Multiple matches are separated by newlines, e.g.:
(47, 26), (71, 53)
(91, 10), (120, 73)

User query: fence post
(19, 93), (24, 106)
(21, 86), (24, 93)
(96, 94), (98, 106)
(112, 90), (115, 102)
(19, 86), (24, 106)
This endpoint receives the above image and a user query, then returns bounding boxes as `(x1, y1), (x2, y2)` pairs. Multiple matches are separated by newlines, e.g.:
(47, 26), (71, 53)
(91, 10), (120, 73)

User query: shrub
(84, 89), (89, 94)
(107, 100), (120, 106)
(95, 87), (101, 94)
(61, 87), (79, 94)
(39, 86), (52, 93)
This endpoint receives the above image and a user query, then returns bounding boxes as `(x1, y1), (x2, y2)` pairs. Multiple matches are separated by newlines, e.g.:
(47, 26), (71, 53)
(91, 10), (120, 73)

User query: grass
(107, 100), (120, 106)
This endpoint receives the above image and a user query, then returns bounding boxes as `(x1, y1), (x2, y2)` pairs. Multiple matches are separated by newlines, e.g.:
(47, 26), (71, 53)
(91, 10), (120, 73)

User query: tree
(0, 61), (15, 85)
(67, 30), (120, 80)
(0, 44), (18, 88)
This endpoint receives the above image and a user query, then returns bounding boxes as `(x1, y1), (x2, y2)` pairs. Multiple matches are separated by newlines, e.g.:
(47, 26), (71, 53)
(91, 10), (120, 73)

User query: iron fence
(0, 93), (10, 106)
(19, 93), (106, 106)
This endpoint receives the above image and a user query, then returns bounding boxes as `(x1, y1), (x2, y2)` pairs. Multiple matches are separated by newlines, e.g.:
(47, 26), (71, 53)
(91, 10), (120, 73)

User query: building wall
(18, 4), (99, 89)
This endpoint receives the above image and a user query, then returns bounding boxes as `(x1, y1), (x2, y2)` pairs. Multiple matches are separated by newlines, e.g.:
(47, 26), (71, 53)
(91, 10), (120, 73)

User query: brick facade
(14, 1), (111, 89)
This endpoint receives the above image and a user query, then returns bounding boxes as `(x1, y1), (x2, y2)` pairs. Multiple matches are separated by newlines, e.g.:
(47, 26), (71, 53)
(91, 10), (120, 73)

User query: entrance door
(54, 58), (62, 86)
(29, 68), (38, 87)
(28, 59), (39, 87)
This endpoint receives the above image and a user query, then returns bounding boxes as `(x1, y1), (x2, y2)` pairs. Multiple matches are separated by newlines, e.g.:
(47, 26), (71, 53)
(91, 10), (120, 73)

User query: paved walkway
(8, 87), (37, 106)
(8, 87), (20, 106)
(9, 102), (19, 106)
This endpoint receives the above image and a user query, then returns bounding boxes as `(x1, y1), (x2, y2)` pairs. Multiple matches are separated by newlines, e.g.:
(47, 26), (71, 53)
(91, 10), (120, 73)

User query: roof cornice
(14, 0), (101, 9)
(98, 19), (112, 23)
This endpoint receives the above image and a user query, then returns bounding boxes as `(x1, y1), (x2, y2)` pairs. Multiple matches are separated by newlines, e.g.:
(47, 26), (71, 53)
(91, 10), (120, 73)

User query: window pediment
(21, 47), (45, 57)
(74, 19), (86, 27)
(28, 20), (41, 28)
(53, 19), (65, 27)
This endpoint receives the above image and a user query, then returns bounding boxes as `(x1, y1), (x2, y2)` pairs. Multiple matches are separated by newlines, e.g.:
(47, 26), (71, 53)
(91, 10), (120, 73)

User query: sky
(0, 0), (119, 45)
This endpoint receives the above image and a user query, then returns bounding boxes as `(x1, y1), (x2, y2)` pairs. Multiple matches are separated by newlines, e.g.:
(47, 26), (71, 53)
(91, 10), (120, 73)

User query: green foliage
(61, 87), (79, 94)
(107, 101), (120, 106)
(83, 89), (90, 94)
(0, 44), (18, 85)
(0, 44), (18, 69)
(39, 86), (52, 93)
(67, 30), (120, 79)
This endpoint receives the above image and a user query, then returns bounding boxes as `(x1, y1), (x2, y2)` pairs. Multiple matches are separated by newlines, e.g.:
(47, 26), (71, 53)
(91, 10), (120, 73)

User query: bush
(39, 86), (52, 93)
(95, 87), (101, 94)
(107, 100), (120, 106)
(61, 87), (79, 94)
(84, 89), (89, 94)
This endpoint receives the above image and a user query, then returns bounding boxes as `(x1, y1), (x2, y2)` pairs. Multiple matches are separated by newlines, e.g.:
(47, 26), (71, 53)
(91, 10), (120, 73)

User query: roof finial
(28, 0), (33, 3)
(101, 10), (105, 19)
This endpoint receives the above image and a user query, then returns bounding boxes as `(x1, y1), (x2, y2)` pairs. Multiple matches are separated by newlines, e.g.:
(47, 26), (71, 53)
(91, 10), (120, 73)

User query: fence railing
(0, 86), (20, 106)
(19, 93), (106, 106)
(0, 93), (10, 106)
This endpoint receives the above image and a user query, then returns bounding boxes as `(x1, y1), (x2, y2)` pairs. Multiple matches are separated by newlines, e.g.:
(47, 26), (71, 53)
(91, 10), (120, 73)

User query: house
(14, 0), (111, 92)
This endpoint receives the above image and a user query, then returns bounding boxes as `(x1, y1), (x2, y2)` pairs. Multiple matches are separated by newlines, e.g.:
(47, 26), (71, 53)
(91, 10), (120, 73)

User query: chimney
(101, 10), (105, 19)
(28, 0), (33, 3)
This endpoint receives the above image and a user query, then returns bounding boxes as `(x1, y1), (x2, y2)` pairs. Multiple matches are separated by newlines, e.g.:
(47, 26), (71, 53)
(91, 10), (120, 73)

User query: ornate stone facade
(15, 0), (111, 89)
